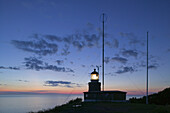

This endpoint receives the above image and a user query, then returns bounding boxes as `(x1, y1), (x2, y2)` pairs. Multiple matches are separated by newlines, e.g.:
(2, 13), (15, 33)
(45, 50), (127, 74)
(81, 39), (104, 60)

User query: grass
(29, 98), (170, 113)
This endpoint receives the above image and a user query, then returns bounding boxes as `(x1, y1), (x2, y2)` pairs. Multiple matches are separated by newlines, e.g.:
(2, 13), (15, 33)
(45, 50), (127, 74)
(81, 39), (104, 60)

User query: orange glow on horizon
(0, 88), (84, 95)
(0, 87), (164, 95)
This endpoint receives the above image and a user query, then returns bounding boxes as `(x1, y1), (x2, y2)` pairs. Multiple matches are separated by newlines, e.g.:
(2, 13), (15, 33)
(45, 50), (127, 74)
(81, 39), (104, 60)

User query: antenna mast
(102, 13), (105, 91)
(146, 31), (149, 104)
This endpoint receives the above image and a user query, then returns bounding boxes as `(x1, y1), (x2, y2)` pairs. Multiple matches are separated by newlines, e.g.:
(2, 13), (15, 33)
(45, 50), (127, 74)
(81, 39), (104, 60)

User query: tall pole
(102, 13), (105, 91)
(146, 31), (149, 104)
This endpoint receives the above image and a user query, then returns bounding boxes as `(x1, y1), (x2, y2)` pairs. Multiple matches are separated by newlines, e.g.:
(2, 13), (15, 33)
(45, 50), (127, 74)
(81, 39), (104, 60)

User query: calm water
(0, 94), (142, 113)
(0, 94), (83, 113)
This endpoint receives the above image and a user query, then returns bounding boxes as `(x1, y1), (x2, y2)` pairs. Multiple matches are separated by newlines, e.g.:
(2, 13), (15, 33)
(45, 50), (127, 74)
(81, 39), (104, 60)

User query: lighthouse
(84, 69), (127, 102)
(88, 69), (101, 92)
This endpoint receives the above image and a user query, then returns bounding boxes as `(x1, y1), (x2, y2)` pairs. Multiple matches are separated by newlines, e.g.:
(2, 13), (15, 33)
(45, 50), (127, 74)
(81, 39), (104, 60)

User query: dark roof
(91, 69), (98, 75)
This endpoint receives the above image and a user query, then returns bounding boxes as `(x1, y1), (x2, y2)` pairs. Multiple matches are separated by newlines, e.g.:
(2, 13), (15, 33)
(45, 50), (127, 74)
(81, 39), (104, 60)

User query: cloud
(104, 57), (110, 64)
(111, 57), (128, 64)
(105, 73), (116, 76)
(81, 65), (86, 67)
(72, 41), (85, 50)
(113, 39), (119, 48)
(62, 35), (73, 44)
(120, 32), (144, 46)
(86, 22), (94, 30)
(84, 34), (100, 48)
(56, 60), (64, 65)
(44, 33), (100, 50)
(121, 49), (138, 58)
(134, 60), (146, 68)
(45, 64), (74, 72)
(61, 44), (70, 56)
(44, 80), (81, 88)
(0, 66), (20, 70)
(116, 66), (135, 74)
(12, 27), (101, 57)
(148, 65), (158, 69)
(43, 35), (62, 42)
(90, 65), (94, 67)
(0, 84), (6, 86)
(106, 39), (119, 48)
(18, 80), (29, 82)
(120, 32), (136, 38)
(24, 57), (43, 71)
(104, 56), (128, 64)
(167, 49), (170, 52)
(70, 61), (74, 64)
(24, 57), (74, 72)
(11, 39), (58, 56)
(132, 57), (159, 70)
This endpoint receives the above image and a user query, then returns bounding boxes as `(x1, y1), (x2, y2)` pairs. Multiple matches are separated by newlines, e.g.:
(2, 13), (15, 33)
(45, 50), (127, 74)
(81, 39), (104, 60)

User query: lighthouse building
(84, 69), (126, 102)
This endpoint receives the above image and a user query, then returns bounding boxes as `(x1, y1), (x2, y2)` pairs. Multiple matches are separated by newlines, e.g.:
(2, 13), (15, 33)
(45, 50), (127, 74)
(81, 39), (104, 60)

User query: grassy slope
(31, 102), (170, 113)
(31, 88), (170, 113)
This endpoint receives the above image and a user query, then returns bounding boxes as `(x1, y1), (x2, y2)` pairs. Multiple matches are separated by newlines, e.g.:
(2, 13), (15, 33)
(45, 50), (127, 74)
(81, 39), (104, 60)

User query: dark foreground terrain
(30, 98), (170, 113)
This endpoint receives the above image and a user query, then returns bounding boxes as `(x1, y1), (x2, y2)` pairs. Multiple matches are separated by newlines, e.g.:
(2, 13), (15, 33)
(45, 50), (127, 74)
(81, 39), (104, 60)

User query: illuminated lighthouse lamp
(91, 69), (99, 80)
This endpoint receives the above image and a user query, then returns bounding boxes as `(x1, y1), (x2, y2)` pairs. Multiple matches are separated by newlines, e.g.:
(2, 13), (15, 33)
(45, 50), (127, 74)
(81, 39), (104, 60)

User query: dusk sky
(0, 0), (170, 96)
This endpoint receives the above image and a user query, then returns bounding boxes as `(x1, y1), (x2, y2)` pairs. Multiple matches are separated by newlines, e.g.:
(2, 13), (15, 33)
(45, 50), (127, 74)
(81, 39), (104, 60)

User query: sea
(0, 94), (142, 113)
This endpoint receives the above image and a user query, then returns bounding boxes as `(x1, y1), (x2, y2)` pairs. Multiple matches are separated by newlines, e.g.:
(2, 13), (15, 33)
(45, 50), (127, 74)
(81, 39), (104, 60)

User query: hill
(30, 87), (170, 113)
(130, 87), (170, 105)
(30, 98), (170, 113)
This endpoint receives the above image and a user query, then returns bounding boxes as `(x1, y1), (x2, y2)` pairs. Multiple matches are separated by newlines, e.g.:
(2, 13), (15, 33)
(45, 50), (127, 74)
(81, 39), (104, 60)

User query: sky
(0, 0), (170, 96)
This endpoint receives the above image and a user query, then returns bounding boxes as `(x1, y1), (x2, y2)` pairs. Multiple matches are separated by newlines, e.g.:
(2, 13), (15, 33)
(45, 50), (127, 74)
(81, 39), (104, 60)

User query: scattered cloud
(81, 65), (86, 67)
(105, 73), (116, 76)
(104, 57), (110, 64)
(104, 56), (128, 64)
(24, 57), (74, 72)
(148, 64), (158, 69)
(148, 55), (159, 70)
(61, 44), (70, 56)
(72, 41), (85, 50)
(116, 66), (135, 74)
(0, 84), (7, 86)
(44, 35), (62, 42)
(84, 34), (100, 48)
(70, 61), (74, 64)
(12, 30), (101, 56)
(90, 65), (95, 67)
(111, 57), (128, 64)
(17, 80), (29, 82)
(113, 39), (119, 48)
(120, 32), (136, 38)
(24, 57), (43, 71)
(63, 35), (74, 44)
(42, 32), (101, 50)
(167, 49), (170, 52)
(44, 80), (81, 88)
(0, 66), (20, 70)
(120, 32), (144, 46)
(134, 60), (146, 68)
(121, 49), (138, 58)
(105, 39), (119, 48)
(86, 22), (94, 30)
(132, 57), (159, 70)
(56, 60), (64, 65)
(11, 39), (58, 56)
